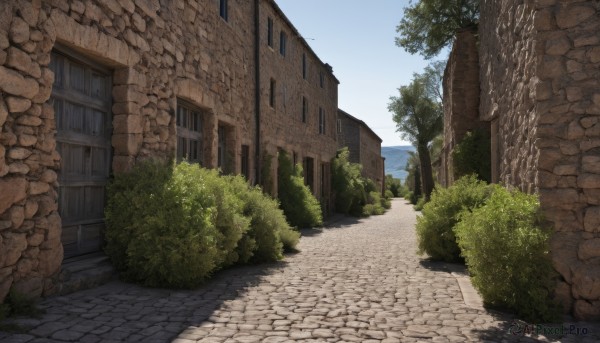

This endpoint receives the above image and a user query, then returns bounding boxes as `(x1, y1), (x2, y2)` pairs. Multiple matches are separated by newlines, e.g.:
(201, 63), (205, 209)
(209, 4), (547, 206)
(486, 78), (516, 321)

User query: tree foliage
(396, 0), (480, 59)
(388, 63), (443, 201)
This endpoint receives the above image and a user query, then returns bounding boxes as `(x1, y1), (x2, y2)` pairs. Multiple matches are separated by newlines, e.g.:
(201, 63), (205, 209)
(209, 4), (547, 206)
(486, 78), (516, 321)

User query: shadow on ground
(0, 261), (290, 342)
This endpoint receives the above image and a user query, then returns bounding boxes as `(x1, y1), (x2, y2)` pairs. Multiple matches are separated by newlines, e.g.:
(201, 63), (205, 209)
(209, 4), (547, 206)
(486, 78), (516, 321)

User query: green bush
(105, 161), (233, 287)
(455, 186), (558, 322)
(453, 129), (491, 183)
(331, 148), (368, 216)
(384, 190), (394, 200)
(416, 175), (491, 262)
(105, 160), (298, 288)
(279, 226), (301, 252)
(277, 151), (323, 228)
(385, 174), (402, 197)
(413, 196), (426, 211)
(227, 175), (292, 263)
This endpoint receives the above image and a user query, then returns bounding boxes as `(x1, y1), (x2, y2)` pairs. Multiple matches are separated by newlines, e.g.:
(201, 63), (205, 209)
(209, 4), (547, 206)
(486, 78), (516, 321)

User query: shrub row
(277, 151), (323, 228)
(105, 160), (300, 288)
(416, 175), (558, 322)
(332, 148), (390, 217)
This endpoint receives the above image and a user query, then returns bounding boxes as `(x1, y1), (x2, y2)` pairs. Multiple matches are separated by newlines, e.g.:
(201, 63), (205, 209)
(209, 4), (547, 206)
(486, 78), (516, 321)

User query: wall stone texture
(0, 0), (341, 303)
(259, 1), (339, 202)
(477, 0), (600, 319)
(440, 29), (487, 187)
(337, 109), (385, 194)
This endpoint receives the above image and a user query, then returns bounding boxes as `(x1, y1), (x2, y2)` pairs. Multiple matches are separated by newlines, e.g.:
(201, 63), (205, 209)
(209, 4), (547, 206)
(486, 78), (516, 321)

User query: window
(319, 72), (324, 88)
(267, 18), (273, 47)
(177, 101), (203, 164)
(304, 157), (314, 192)
(318, 107), (325, 134)
(337, 118), (342, 133)
(302, 53), (307, 79)
(270, 79), (276, 108)
(219, 0), (228, 21)
(241, 145), (250, 179)
(218, 125), (226, 170)
(302, 97), (307, 123)
(280, 31), (287, 56)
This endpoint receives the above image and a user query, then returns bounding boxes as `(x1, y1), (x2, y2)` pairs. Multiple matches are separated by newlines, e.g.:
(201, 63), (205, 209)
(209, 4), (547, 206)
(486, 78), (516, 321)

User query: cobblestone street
(1, 199), (598, 342)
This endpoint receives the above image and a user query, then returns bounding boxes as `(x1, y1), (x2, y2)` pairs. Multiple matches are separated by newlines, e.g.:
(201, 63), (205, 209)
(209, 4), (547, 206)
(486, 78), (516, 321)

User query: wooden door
(50, 51), (112, 258)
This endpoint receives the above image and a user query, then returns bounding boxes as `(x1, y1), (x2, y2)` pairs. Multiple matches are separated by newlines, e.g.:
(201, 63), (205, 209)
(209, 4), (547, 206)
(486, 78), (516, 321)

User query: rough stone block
(113, 114), (143, 134)
(556, 5), (596, 29)
(578, 239), (600, 260)
(1, 232), (28, 268)
(38, 244), (63, 278)
(6, 46), (42, 79)
(553, 165), (578, 176)
(112, 134), (142, 155)
(578, 174), (600, 189)
(572, 264), (600, 300)
(9, 17), (30, 44)
(6, 97), (33, 113)
(551, 233), (581, 283)
(29, 181), (50, 195)
(584, 206), (600, 232)
(114, 67), (147, 86)
(0, 177), (28, 214)
(574, 300), (600, 321)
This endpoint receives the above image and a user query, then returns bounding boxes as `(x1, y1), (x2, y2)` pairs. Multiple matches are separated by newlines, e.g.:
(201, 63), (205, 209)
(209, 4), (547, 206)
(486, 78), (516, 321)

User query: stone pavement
(1, 199), (599, 342)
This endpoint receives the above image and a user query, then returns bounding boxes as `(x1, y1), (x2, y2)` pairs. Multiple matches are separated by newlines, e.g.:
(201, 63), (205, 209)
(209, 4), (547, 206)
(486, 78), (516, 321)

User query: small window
(337, 119), (342, 133)
(319, 72), (324, 88)
(219, 0), (228, 21)
(319, 107), (325, 134)
(270, 79), (276, 108)
(302, 97), (307, 123)
(280, 31), (287, 56)
(241, 145), (250, 179)
(177, 101), (204, 164)
(302, 53), (307, 79)
(267, 18), (273, 47)
(218, 125), (226, 171)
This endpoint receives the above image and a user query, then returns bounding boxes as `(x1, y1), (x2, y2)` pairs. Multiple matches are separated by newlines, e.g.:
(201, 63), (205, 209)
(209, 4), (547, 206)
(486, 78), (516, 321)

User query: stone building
(0, 0), (338, 302)
(443, 0), (600, 319)
(337, 109), (385, 194)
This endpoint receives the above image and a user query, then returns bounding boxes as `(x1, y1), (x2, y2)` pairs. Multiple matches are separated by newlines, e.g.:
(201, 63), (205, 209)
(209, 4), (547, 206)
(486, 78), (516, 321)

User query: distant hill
(381, 146), (415, 182)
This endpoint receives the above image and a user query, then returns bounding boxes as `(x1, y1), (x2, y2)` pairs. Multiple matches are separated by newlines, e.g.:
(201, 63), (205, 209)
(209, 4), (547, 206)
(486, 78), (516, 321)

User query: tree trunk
(417, 143), (435, 202)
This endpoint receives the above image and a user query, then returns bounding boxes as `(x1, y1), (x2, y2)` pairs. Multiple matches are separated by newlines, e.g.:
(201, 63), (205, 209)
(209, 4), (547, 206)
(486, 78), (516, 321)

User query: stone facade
(0, 0), (338, 303)
(443, 0), (600, 320)
(439, 29), (487, 187)
(337, 109), (385, 194)
(258, 1), (338, 205)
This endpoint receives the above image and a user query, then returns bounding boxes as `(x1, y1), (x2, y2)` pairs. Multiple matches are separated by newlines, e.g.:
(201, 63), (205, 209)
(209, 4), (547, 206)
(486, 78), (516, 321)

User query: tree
(396, 0), (479, 59)
(388, 63), (443, 201)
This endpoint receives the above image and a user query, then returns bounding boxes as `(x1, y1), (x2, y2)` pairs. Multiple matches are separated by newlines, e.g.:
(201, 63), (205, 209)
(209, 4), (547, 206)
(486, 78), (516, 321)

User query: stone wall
(337, 109), (360, 164)
(359, 125), (384, 194)
(479, 0), (539, 191)
(259, 0), (338, 201)
(336, 109), (384, 193)
(479, 0), (600, 319)
(440, 29), (485, 187)
(0, 0), (339, 303)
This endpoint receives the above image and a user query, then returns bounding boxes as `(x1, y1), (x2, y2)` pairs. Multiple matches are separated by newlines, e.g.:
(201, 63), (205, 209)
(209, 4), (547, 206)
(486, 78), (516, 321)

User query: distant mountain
(381, 146), (415, 182)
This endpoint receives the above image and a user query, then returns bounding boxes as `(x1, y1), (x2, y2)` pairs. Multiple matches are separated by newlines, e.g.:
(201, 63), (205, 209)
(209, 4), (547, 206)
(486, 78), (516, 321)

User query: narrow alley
(1, 199), (598, 342)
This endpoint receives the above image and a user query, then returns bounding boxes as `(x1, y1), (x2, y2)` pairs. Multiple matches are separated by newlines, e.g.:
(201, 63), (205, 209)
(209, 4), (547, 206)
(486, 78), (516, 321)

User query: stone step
(58, 253), (117, 295)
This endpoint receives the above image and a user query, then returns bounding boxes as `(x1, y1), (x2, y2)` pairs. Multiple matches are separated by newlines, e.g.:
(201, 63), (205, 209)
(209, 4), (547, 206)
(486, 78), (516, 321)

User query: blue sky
(275, 0), (435, 147)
